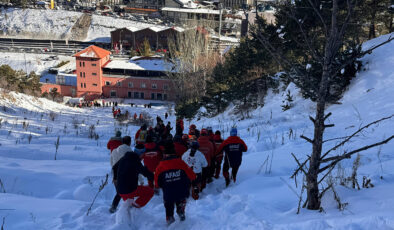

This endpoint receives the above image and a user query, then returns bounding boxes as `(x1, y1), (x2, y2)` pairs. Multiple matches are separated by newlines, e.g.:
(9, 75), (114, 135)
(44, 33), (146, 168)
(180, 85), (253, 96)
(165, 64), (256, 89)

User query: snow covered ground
(0, 52), (72, 74)
(0, 34), (393, 230)
(0, 8), (166, 42)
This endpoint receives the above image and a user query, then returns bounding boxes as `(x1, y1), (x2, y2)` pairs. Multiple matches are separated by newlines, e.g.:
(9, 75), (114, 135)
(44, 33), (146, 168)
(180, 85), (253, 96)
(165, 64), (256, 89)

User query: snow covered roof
(103, 57), (176, 72)
(120, 26), (180, 33)
(74, 45), (111, 59)
(161, 7), (220, 15)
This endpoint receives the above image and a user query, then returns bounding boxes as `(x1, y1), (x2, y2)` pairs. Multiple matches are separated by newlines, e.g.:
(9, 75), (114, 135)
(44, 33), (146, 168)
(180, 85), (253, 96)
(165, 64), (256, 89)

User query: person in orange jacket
(216, 128), (247, 187)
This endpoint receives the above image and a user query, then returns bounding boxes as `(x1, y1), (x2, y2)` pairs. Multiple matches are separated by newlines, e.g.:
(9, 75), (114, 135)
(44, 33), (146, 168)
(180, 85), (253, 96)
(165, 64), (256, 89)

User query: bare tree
(167, 26), (222, 116)
(254, 0), (394, 210)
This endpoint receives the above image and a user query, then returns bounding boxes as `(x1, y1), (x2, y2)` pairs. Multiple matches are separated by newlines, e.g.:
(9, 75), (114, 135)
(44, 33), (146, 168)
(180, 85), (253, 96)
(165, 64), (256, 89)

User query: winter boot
(176, 201), (186, 221)
(225, 177), (231, 187)
(214, 169), (220, 179)
(166, 216), (175, 226)
(192, 186), (199, 200)
(109, 206), (117, 214)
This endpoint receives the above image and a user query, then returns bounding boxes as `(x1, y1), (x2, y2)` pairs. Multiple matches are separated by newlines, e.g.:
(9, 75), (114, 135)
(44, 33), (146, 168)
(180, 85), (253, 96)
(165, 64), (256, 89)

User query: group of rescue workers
(107, 116), (247, 226)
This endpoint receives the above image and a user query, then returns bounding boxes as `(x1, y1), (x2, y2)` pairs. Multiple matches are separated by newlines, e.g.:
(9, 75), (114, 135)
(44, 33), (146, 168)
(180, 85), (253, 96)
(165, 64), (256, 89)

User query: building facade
(72, 45), (175, 101)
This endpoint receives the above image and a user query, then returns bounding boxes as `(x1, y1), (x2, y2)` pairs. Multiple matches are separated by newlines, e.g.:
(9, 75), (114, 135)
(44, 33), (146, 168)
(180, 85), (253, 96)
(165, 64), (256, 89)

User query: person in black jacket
(116, 136), (154, 209)
(155, 140), (196, 225)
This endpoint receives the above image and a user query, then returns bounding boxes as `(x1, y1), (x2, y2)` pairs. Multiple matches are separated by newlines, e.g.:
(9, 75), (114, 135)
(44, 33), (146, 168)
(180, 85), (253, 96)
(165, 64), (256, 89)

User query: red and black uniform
(155, 155), (196, 221)
(107, 137), (122, 153)
(216, 136), (247, 184)
(174, 140), (188, 157)
(143, 142), (162, 188)
(197, 136), (215, 189)
(116, 152), (154, 208)
(175, 119), (184, 136)
(212, 134), (224, 178)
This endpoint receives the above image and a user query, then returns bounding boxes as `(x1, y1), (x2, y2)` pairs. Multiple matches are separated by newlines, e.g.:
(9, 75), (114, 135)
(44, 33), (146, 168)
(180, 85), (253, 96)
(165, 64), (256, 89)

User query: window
(141, 83), (146, 88)
(157, 93), (162, 100)
(84, 83), (86, 88)
(163, 84), (169, 90)
(140, 92), (144, 99)
(80, 83), (83, 88)
(83, 62), (85, 67)
(83, 72), (85, 78)
(128, 91), (132, 98)
(164, 94), (167, 100)
(93, 83), (97, 86)
(151, 93), (155, 100)
(80, 72), (82, 77)
(128, 82), (133, 88)
(110, 90), (117, 97)
(92, 73), (97, 76)
(79, 62), (82, 67)
(117, 82), (122, 87)
(151, 83), (157, 89)
(92, 63), (97, 66)
(134, 92), (139, 99)
(105, 81), (111, 86)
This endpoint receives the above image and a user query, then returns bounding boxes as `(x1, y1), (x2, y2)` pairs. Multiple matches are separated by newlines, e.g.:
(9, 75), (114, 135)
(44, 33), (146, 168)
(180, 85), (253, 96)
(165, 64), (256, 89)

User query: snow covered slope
(0, 34), (393, 230)
(0, 8), (163, 42)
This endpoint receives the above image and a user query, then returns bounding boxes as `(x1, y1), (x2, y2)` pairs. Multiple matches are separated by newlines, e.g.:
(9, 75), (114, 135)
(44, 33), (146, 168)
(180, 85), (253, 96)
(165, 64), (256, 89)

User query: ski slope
(0, 34), (393, 229)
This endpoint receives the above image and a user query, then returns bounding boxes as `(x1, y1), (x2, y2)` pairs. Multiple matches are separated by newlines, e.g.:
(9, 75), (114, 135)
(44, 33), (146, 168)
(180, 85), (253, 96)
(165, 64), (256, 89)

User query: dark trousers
(201, 167), (210, 190)
(164, 199), (186, 218)
(222, 155), (240, 182)
(111, 193), (121, 209)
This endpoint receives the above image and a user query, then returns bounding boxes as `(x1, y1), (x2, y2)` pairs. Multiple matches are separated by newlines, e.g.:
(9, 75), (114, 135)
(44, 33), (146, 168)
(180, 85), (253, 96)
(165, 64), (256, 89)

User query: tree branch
(319, 135), (394, 173)
(291, 153), (308, 177)
(321, 114), (394, 160)
(300, 135), (314, 143)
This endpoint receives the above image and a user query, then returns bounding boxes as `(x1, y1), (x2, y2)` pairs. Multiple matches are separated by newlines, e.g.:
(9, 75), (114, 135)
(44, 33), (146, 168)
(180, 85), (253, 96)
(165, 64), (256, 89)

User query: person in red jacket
(173, 135), (188, 157)
(135, 124), (148, 144)
(216, 128), (247, 187)
(107, 131), (122, 153)
(212, 130), (224, 179)
(155, 140), (196, 226)
(142, 135), (163, 190)
(197, 129), (215, 189)
(175, 118), (184, 136)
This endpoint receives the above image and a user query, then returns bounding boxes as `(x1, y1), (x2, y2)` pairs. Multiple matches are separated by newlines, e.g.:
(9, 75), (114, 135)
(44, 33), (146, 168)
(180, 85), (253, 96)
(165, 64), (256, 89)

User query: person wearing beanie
(142, 135), (163, 190)
(109, 136), (131, 213)
(115, 136), (154, 211)
(135, 124), (148, 144)
(182, 141), (207, 200)
(107, 130), (122, 153)
(216, 127), (248, 187)
(155, 140), (196, 226)
(212, 130), (224, 179)
(197, 128), (216, 189)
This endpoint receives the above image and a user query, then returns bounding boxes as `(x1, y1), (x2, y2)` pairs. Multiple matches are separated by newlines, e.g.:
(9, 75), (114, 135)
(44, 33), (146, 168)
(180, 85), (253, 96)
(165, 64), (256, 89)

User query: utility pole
(219, 3), (223, 41)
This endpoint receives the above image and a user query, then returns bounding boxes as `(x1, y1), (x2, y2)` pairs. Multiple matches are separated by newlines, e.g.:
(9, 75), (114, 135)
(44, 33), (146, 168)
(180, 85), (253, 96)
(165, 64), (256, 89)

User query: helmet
(190, 141), (199, 149)
(190, 124), (196, 130)
(230, 127), (237, 136)
(200, 129), (208, 136)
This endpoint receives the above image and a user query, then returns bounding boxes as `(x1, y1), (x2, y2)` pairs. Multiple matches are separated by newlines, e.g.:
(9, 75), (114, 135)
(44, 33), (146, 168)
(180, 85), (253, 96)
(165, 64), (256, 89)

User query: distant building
(71, 45), (176, 101)
(110, 26), (183, 51)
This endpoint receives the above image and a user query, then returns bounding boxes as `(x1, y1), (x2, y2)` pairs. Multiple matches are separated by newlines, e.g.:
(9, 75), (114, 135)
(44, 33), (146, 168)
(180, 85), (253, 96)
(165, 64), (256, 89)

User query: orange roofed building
(73, 45), (175, 101)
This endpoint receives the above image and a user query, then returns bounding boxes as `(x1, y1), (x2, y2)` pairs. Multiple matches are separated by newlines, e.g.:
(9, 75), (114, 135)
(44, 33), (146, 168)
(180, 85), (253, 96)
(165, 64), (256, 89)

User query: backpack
(138, 130), (148, 143)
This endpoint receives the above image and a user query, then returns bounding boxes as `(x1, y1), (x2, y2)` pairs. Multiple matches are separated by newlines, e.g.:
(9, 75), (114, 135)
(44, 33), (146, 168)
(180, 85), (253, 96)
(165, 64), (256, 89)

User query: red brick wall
(76, 56), (109, 97)
(102, 76), (175, 100)
(41, 84), (77, 97)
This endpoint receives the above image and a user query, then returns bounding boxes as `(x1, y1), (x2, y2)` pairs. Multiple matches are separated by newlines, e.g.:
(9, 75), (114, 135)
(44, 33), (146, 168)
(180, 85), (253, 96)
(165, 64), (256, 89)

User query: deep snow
(0, 34), (393, 230)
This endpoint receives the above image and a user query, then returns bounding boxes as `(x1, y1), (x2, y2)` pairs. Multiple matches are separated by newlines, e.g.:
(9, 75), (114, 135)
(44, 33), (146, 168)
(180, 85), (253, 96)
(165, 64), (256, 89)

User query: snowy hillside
(0, 34), (393, 229)
(0, 8), (163, 42)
